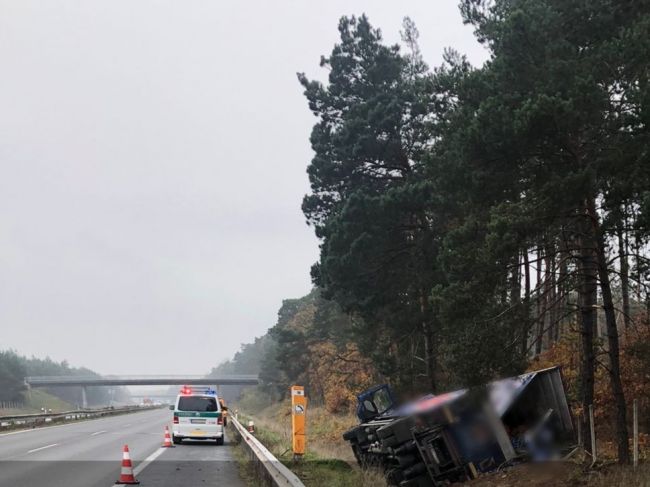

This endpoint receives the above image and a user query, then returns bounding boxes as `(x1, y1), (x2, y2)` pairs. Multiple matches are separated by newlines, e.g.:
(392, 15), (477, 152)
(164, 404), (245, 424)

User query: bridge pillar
(81, 386), (88, 409)
(24, 380), (32, 404)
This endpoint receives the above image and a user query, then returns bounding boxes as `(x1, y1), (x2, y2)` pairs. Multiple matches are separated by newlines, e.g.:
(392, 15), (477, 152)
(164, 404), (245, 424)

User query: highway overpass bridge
(24, 375), (259, 408)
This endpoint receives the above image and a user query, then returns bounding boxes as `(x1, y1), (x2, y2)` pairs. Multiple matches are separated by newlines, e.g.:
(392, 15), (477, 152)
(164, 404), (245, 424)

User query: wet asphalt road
(0, 408), (244, 487)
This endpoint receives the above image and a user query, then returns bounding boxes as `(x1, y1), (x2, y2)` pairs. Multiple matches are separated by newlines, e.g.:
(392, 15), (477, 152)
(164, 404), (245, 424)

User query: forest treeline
(214, 0), (650, 464)
(0, 350), (119, 406)
(211, 290), (377, 411)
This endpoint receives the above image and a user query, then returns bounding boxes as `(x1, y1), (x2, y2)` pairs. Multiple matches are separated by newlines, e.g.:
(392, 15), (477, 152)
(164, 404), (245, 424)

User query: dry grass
(589, 462), (650, 486)
(464, 461), (650, 487)
(242, 402), (388, 487)
(254, 401), (360, 461)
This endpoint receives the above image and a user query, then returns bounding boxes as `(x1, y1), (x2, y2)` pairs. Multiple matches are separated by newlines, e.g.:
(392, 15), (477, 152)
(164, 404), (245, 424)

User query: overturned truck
(343, 367), (575, 486)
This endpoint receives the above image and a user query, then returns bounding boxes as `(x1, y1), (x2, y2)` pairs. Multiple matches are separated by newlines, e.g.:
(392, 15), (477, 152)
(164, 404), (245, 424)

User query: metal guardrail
(230, 416), (305, 487)
(0, 405), (157, 430)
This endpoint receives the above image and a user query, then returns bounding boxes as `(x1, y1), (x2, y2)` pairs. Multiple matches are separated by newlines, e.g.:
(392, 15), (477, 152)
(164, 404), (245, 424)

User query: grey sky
(0, 1), (487, 375)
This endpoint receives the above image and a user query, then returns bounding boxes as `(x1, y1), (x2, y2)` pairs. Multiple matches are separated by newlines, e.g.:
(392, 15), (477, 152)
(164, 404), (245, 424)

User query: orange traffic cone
(162, 425), (174, 448)
(115, 444), (140, 485)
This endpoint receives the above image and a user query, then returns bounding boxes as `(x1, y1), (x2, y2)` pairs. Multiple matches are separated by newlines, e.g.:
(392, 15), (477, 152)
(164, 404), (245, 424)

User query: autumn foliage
(306, 342), (377, 413)
(266, 292), (379, 414)
(530, 323), (650, 457)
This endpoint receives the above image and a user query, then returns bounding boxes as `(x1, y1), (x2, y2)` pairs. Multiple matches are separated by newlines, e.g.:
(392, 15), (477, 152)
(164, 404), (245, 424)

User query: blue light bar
(190, 386), (217, 395)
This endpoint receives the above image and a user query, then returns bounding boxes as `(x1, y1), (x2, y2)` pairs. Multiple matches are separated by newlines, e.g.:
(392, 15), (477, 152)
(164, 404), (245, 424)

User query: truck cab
(356, 384), (396, 422)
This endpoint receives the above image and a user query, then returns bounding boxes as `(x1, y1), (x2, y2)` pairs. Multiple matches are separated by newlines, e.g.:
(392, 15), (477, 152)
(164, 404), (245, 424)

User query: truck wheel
(172, 435), (182, 445)
(216, 437), (224, 445)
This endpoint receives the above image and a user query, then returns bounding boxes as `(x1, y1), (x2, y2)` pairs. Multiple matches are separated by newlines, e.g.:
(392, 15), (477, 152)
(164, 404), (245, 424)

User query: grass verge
(230, 431), (258, 486)
(231, 403), (387, 487)
(0, 390), (74, 415)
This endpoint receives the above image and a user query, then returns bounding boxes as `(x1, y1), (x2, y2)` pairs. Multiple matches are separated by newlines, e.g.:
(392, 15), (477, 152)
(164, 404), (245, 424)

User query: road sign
(291, 385), (306, 458)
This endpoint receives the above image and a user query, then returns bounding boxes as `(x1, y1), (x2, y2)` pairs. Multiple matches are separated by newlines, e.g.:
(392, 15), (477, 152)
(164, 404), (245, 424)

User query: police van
(170, 386), (225, 445)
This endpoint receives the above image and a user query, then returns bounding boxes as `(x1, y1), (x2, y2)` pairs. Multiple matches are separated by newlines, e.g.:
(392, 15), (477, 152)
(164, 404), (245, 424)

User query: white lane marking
(133, 447), (166, 476)
(90, 430), (107, 436)
(27, 443), (59, 454)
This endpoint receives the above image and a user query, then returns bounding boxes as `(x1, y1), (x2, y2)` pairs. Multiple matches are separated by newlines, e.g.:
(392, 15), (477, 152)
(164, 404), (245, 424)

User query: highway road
(0, 408), (244, 487)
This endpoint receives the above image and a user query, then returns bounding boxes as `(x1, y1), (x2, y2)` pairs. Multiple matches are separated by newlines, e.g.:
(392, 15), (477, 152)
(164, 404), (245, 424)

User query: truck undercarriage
(343, 367), (575, 486)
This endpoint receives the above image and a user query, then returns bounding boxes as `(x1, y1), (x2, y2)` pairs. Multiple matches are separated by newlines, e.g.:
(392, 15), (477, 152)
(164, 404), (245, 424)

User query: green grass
(232, 414), (385, 487)
(287, 455), (362, 487)
(24, 390), (74, 413)
(231, 435), (258, 486)
(0, 390), (74, 415)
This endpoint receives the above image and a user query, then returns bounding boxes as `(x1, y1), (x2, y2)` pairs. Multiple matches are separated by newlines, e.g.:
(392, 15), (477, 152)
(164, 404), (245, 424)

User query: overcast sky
(0, 1), (487, 375)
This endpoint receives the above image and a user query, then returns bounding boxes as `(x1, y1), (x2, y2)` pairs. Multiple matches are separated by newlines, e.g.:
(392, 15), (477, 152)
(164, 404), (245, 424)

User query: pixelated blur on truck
(343, 367), (576, 486)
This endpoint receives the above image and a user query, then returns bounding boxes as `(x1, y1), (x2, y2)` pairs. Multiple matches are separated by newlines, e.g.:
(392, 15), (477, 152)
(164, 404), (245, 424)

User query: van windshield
(178, 396), (218, 412)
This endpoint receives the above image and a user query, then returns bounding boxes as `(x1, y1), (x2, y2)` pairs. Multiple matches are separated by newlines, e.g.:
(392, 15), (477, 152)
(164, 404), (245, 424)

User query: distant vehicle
(171, 386), (225, 445)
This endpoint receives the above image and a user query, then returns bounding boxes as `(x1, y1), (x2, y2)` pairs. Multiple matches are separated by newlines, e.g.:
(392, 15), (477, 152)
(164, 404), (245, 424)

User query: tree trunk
(550, 250), (559, 342)
(557, 236), (569, 338)
(510, 251), (523, 355)
(633, 222), (642, 302)
(420, 293), (436, 393)
(535, 245), (544, 355)
(577, 230), (597, 454)
(510, 252), (521, 304)
(587, 199), (630, 464)
(543, 246), (553, 347)
(617, 220), (631, 328)
(522, 250), (532, 356)
(409, 336), (417, 395)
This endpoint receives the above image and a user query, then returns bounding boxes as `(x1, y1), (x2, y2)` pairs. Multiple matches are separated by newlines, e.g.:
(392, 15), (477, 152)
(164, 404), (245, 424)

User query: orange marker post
(291, 385), (306, 459)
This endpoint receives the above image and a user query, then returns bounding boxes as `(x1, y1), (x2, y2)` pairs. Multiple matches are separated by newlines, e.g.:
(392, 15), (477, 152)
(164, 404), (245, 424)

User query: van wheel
(216, 437), (224, 445)
(172, 435), (182, 445)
